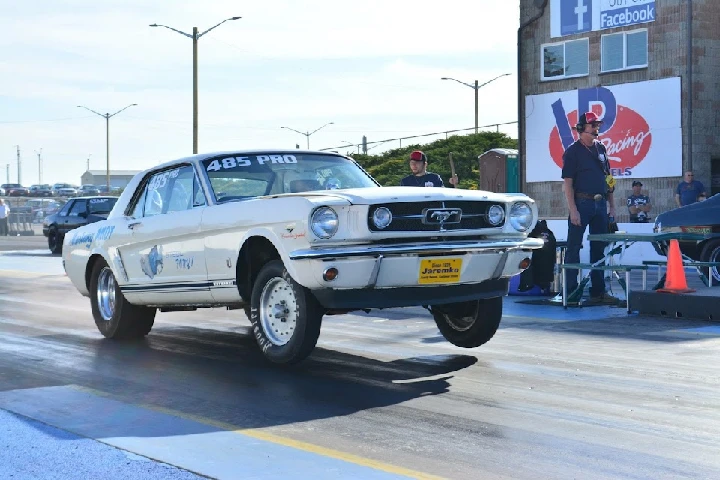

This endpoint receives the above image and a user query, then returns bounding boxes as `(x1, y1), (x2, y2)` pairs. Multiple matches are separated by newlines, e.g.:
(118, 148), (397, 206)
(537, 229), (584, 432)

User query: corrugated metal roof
(479, 148), (518, 157)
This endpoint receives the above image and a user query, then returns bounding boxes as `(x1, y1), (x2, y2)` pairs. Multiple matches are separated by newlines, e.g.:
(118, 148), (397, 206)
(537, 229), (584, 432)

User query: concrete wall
(519, 0), (719, 221)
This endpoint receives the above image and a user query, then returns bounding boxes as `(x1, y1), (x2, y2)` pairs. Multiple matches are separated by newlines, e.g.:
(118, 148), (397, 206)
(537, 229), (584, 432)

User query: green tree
(352, 131), (517, 189)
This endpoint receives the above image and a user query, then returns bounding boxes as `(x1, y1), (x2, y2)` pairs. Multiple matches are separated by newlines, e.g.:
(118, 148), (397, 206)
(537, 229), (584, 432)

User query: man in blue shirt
(675, 171), (706, 207)
(561, 112), (618, 305)
(627, 180), (651, 223)
(400, 150), (457, 187)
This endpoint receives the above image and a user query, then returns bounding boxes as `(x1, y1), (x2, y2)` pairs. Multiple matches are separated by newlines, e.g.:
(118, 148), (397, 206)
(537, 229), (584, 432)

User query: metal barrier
(7, 209), (35, 236)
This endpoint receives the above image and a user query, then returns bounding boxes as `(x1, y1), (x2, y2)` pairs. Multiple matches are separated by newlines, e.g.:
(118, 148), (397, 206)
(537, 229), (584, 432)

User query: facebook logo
(560, 0), (592, 36)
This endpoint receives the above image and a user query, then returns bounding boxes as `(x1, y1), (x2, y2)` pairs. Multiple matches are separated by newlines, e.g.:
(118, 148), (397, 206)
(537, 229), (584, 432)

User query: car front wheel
(48, 228), (63, 254)
(249, 260), (323, 365)
(700, 239), (720, 286)
(431, 297), (503, 348)
(90, 259), (156, 339)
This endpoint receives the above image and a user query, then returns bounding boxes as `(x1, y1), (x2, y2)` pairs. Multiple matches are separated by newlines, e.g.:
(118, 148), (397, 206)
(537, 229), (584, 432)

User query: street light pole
(441, 73), (511, 134)
(281, 122), (334, 150)
(150, 17), (241, 154)
(77, 104), (137, 191)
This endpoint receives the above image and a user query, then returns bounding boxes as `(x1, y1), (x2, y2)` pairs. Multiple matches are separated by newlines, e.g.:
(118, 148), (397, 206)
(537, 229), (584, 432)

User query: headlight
(509, 202), (533, 232)
(372, 207), (392, 229)
(487, 204), (505, 226)
(310, 207), (339, 239)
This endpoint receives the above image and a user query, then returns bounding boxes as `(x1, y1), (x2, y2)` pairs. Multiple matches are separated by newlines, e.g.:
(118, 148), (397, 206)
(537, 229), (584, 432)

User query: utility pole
(37, 149), (43, 184)
(5, 164), (9, 184)
(87, 154), (91, 172)
(15, 146), (21, 185)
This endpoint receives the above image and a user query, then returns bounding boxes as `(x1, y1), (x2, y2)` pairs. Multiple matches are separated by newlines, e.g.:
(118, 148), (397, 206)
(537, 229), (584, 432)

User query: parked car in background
(0, 186), (5, 196)
(61, 150), (543, 365)
(27, 199), (64, 223)
(51, 183), (79, 197)
(43, 196), (118, 254)
(79, 184), (101, 196)
(2, 184), (30, 196)
(654, 193), (720, 283)
(29, 184), (53, 197)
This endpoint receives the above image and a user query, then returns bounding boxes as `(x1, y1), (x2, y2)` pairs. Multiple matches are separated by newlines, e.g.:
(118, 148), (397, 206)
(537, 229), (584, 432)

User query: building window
(601, 29), (648, 73)
(541, 38), (589, 80)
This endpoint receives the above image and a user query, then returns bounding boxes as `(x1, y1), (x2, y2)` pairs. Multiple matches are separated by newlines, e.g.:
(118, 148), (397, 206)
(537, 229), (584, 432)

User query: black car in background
(29, 184), (53, 197)
(42, 196), (118, 254)
(654, 193), (720, 283)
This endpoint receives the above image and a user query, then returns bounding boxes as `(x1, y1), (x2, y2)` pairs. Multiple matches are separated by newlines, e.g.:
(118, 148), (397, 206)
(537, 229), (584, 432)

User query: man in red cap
(400, 150), (458, 187)
(561, 111), (618, 305)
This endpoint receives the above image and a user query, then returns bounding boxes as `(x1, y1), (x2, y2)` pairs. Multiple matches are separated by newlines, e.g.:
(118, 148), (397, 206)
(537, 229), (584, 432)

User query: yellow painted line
(72, 385), (445, 480)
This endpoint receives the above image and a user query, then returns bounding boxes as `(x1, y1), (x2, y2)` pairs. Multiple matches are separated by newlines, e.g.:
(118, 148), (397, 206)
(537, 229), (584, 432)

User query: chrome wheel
(258, 277), (297, 346)
(437, 301), (480, 332)
(96, 267), (117, 322)
(710, 247), (720, 283)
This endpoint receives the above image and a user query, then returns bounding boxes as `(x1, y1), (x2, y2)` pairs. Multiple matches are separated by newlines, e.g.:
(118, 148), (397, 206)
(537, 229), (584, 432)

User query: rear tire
(431, 297), (503, 348)
(48, 228), (63, 254)
(249, 260), (323, 365)
(89, 259), (156, 339)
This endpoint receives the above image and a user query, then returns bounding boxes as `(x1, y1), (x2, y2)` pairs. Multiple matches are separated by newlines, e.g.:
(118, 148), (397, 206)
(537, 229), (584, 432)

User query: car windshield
(87, 197), (118, 214)
(201, 153), (378, 202)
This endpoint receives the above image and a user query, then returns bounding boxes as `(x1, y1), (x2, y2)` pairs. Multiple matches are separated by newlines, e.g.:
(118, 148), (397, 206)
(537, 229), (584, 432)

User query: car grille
(367, 201), (504, 232)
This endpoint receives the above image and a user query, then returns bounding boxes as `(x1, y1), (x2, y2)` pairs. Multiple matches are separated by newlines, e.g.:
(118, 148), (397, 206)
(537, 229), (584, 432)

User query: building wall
(519, 0), (719, 222)
(80, 173), (136, 188)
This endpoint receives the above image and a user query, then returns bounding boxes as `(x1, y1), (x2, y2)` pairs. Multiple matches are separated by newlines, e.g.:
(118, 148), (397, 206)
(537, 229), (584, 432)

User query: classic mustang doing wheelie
(62, 150), (543, 364)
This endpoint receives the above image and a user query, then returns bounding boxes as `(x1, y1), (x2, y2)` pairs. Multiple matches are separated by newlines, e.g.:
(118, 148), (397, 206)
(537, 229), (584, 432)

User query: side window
(68, 200), (88, 216)
(129, 185), (147, 219)
(143, 169), (175, 217)
(57, 201), (72, 217)
(166, 166), (196, 213)
(193, 174), (206, 207)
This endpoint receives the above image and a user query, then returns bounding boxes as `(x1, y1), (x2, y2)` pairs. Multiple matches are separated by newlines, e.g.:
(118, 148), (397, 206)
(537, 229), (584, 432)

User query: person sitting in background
(627, 180), (651, 223)
(400, 150), (457, 187)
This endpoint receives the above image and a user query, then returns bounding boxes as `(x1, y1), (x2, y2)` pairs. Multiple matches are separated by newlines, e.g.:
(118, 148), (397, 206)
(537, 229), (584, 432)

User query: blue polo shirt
(561, 140), (609, 196)
(676, 180), (705, 206)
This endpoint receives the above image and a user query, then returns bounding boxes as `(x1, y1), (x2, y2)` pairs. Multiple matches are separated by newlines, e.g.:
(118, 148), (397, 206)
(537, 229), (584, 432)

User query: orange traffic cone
(657, 239), (695, 294)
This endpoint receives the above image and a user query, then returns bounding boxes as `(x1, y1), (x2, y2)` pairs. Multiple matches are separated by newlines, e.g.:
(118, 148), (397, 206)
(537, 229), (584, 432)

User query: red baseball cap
(409, 150), (427, 162)
(579, 112), (603, 125)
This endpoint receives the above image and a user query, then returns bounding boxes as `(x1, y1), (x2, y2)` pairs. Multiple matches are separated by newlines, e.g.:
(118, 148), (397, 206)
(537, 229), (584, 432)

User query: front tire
(431, 297), (503, 348)
(89, 259), (156, 339)
(249, 260), (323, 365)
(48, 228), (63, 254)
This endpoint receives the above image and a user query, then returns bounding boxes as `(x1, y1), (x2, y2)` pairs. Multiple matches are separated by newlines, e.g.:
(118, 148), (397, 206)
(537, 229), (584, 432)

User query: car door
(118, 165), (210, 305)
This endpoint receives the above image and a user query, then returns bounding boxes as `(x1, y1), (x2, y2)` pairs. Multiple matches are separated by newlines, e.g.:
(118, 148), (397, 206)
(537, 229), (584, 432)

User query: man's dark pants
(565, 198), (609, 297)
(0, 217), (8, 236)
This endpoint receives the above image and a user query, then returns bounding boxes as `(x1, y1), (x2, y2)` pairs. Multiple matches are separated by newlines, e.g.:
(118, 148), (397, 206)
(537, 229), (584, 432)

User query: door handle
(127, 221), (142, 230)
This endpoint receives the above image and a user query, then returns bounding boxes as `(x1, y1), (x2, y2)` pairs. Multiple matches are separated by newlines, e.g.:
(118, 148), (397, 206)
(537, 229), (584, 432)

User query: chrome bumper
(288, 238), (545, 260)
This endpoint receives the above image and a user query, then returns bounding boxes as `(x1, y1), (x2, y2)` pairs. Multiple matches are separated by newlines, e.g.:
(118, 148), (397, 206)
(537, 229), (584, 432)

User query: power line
(319, 120), (518, 152)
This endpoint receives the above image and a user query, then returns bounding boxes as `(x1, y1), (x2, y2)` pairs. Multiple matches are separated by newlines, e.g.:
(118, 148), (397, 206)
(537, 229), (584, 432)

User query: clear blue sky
(1, 0), (520, 186)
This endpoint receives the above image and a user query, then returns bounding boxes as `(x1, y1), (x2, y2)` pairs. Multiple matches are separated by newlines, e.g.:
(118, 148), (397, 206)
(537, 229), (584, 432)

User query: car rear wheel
(48, 228), (63, 254)
(431, 297), (502, 348)
(249, 260), (323, 365)
(90, 259), (156, 339)
(700, 240), (720, 286)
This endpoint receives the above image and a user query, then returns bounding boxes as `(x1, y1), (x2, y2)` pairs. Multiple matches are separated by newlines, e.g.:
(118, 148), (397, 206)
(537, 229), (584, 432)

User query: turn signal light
(519, 258), (531, 270)
(323, 267), (339, 281)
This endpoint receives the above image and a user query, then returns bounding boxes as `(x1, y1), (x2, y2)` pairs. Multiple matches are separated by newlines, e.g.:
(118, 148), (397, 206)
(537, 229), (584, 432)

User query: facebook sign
(561, 0), (592, 36)
(551, 0), (656, 38)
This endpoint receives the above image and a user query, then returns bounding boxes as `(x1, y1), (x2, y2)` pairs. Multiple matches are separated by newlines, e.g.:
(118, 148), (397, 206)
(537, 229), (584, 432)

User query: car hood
(271, 187), (527, 206)
(656, 193), (720, 228)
